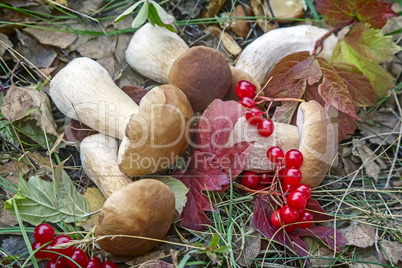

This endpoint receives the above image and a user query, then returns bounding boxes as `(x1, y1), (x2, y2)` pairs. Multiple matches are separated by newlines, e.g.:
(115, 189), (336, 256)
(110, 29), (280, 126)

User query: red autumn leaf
(332, 62), (376, 107)
(174, 100), (254, 230)
(264, 51), (359, 123)
(306, 198), (331, 222)
(315, 0), (397, 29)
(327, 106), (358, 142)
(121, 85), (149, 105)
(294, 225), (347, 251)
(64, 120), (97, 145)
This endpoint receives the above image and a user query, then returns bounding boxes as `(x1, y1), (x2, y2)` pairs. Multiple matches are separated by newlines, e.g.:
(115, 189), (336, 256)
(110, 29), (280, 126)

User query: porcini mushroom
(125, 23), (189, 84)
(80, 133), (132, 198)
(235, 25), (338, 85)
(95, 179), (175, 256)
(168, 46), (232, 112)
(226, 100), (335, 188)
(50, 57), (193, 176)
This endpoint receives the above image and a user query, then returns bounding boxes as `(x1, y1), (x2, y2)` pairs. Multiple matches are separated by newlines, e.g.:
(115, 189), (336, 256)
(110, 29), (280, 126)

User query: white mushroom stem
(80, 133), (132, 198)
(126, 23), (189, 84)
(50, 57), (139, 140)
(235, 25), (338, 85)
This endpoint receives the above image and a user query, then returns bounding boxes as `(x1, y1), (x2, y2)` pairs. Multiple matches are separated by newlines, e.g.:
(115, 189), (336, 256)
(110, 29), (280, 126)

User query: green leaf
(131, 2), (149, 29)
(209, 233), (219, 249)
(330, 26), (397, 98)
(150, 2), (174, 25)
(147, 3), (176, 32)
(114, 0), (145, 23)
(5, 162), (90, 225)
(156, 177), (188, 214)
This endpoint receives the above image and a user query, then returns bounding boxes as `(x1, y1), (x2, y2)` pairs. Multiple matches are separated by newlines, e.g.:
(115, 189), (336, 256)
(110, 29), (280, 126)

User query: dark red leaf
(121, 85), (149, 105)
(327, 106), (357, 142)
(174, 100), (253, 230)
(356, 0), (397, 29)
(315, 0), (357, 28)
(64, 120), (97, 145)
(306, 198), (331, 222)
(294, 225), (347, 251)
(332, 62), (376, 107)
(315, 0), (397, 29)
(253, 197), (311, 266)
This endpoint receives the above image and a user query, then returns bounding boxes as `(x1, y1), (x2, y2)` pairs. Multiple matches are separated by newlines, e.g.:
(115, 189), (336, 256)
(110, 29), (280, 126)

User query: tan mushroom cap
(118, 84), (193, 176)
(297, 101), (336, 188)
(95, 179), (175, 256)
(168, 46), (232, 112)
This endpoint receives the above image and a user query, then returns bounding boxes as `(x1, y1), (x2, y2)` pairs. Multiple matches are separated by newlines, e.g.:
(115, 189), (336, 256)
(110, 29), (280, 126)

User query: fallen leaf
(0, 159), (30, 197)
(378, 239), (402, 265)
(77, 35), (115, 59)
(139, 260), (173, 268)
(126, 251), (170, 267)
(201, 0), (226, 18)
(250, 0), (276, 32)
(78, 188), (105, 232)
(315, 0), (397, 29)
(173, 100), (253, 230)
(24, 27), (77, 49)
(302, 237), (335, 267)
(352, 139), (386, 182)
(0, 33), (13, 56)
(208, 26), (242, 56)
(121, 85), (149, 105)
(352, 246), (383, 268)
(1, 85), (58, 136)
(339, 221), (375, 248)
(0, 200), (19, 227)
(234, 228), (261, 267)
(64, 120), (97, 147)
(156, 177), (188, 215)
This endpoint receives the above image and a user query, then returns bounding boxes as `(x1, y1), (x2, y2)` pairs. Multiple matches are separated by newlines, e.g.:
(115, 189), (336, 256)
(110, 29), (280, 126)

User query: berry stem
(256, 96), (305, 103)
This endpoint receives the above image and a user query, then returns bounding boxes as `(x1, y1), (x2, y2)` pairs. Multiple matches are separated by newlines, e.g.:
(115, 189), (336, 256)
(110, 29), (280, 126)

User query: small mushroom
(50, 57), (193, 176)
(125, 23), (189, 84)
(80, 133), (132, 198)
(226, 100), (335, 188)
(235, 25), (338, 85)
(168, 46), (232, 112)
(95, 179), (175, 256)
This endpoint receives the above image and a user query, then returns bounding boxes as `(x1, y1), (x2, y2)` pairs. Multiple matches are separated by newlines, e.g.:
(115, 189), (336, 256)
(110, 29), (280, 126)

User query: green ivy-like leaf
(156, 177), (188, 214)
(5, 162), (90, 225)
(131, 2), (149, 29)
(114, 0), (145, 23)
(148, 3), (176, 32)
(151, 2), (174, 25)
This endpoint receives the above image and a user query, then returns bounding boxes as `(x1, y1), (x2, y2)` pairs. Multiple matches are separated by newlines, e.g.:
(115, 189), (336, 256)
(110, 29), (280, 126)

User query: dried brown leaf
(1, 85), (58, 136)
(340, 221), (375, 248)
(24, 27), (77, 49)
(379, 239), (402, 265)
(352, 139), (386, 182)
(208, 26), (242, 56)
(78, 188), (105, 231)
(0, 33), (13, 56)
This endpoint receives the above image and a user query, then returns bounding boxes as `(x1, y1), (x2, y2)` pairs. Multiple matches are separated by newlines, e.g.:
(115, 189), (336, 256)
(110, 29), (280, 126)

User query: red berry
(259, 172), (273, 184)
(282, 168), (302, 186)
(257, 119), (274, 137)
(281, 181), (293, 193)
(281, 205), (300, 224)
(287, 191), (307, 210)
(65, 248), (87, 268)
(296, 211), (314, 229)
(293, 184), (311, 199)
(32, 241), (48, 259)
(270, 209), (283, 228)
(285, 149), (303, 168)
(86, 257), (102, 268)
(239, 97), (255, 108)
(266, 146), (284, 163)
(46, 257), (66, 268)
(34, 223), (55, 243)
(241, 171), (260, 189)
(48, 235), (73, 259)
(245, 107), (263, 125)
(236, 80), (256, 98)
(101, 262), (118, 268)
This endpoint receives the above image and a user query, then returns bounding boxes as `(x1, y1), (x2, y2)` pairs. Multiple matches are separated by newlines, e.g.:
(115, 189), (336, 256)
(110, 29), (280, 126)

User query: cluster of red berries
(32, 223), (117, 268)
(236, 80), (274, 137)
(236, 80), (314, 233)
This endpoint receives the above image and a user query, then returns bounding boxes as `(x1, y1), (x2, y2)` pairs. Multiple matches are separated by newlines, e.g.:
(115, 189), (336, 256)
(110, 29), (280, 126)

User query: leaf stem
(311, 27), (338, 56)
(256, 96), (306, 103)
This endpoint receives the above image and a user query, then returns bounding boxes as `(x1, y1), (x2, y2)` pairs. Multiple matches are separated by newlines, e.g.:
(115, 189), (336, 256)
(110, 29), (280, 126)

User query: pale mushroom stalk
(80, 133), (132, 198)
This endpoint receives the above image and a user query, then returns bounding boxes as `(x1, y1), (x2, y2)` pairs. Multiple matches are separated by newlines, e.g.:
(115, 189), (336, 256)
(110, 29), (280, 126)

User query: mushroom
(50, 57), (193, 176)
(125, 23), (189, 84)
(226, 100), (335, 188)
(95, 179), (176, 256)
(80, 133), (132, 198)
(235, 25), (338, 85)
(168, 46), (232, 112)
(265, 0), (306, 23)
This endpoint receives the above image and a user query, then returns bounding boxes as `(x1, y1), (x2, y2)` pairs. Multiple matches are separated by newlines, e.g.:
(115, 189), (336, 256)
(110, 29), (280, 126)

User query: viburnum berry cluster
(236, 80), (274, 138)
(31, 223), (117, 268)
(237, 80), (314, 233)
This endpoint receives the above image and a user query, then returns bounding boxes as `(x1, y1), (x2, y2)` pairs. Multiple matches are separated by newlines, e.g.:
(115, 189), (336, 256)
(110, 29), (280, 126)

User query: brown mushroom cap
(95, 179), (175, 256)
(118, 84), (193, 176)
(297, 101), (336, 188)
(168, 46), (232, 112)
